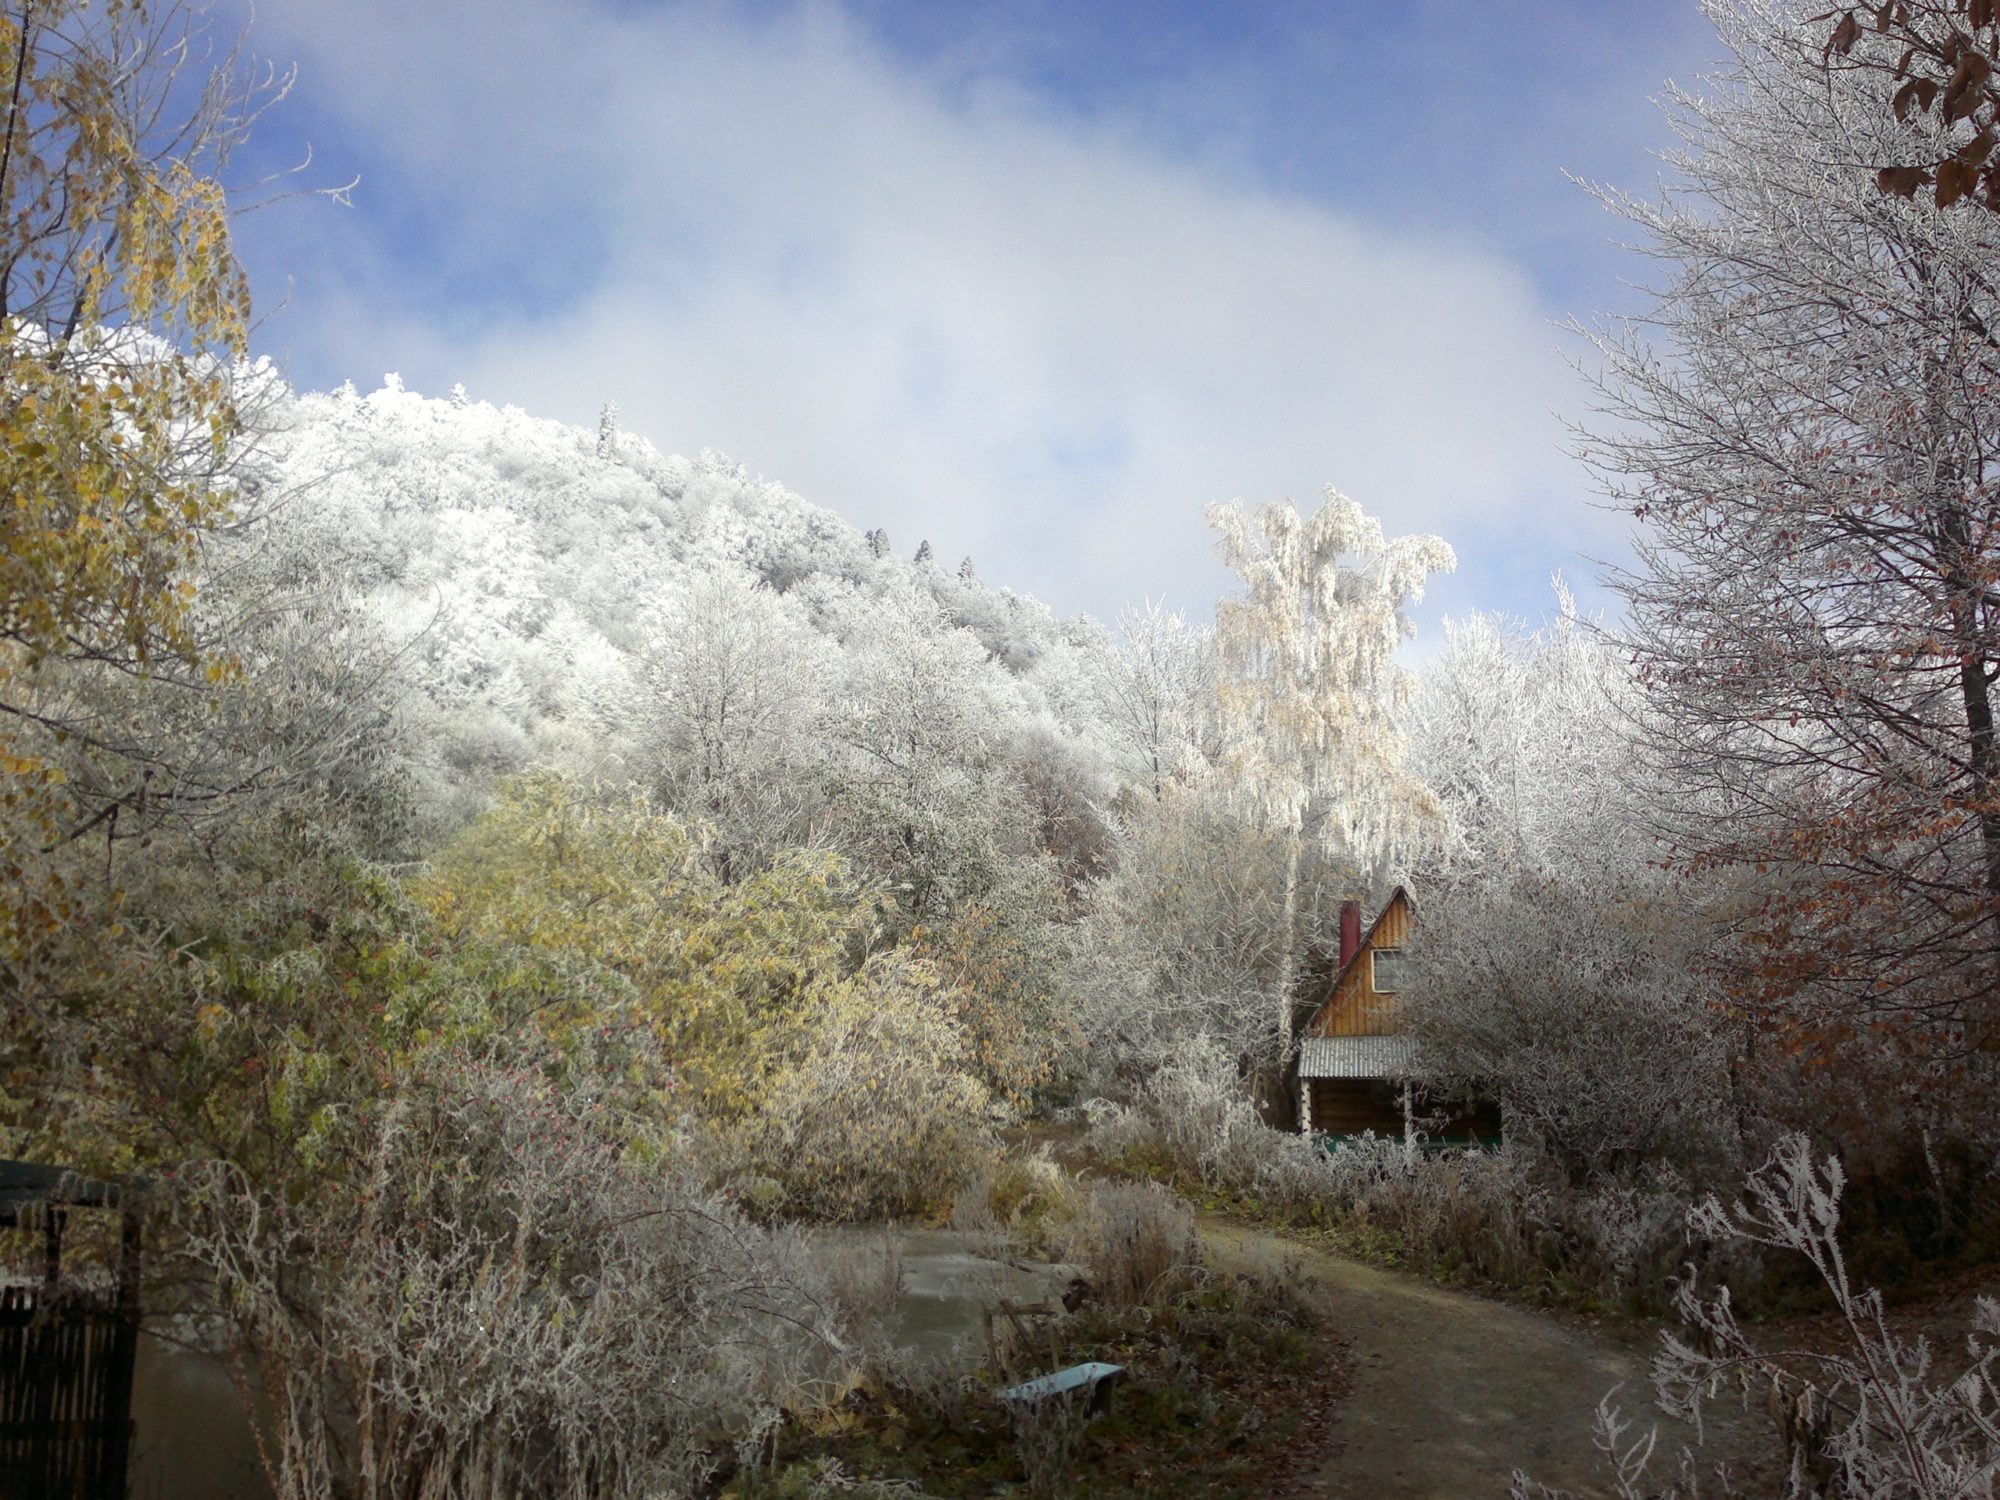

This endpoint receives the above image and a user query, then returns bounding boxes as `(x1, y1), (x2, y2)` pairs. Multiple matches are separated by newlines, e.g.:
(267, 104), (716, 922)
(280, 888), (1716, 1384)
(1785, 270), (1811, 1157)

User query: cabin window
(1371, 948), (1407, 993)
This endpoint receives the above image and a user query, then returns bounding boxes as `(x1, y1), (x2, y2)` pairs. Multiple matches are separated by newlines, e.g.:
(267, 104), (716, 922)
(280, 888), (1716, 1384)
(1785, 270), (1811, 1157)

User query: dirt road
(1200, 1221), (1774, 1499)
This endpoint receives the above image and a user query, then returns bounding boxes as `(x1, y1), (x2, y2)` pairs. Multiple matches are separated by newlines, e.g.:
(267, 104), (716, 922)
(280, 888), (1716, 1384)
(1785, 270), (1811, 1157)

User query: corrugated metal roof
(1297, 1034), (1414, 1079)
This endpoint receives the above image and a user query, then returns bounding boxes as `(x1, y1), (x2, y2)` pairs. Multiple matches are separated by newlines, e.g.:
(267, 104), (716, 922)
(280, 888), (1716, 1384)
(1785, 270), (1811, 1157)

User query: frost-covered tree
(235, 374), (1111, 850)
(1096, 602), (1216, 802)
(1207, 488), (1453, 1058)
(0, 0), (276, 972)
(1407, 592), (1633, 877)
(420, 772), (997, 1218)
(1069, 783), (1329, 1082)
(1403, 605), (1735, 1179)
(1409, 864), (1733, 1181)
(1584, 0), (2000, 1057)
(637, 566), (832, 876)
(822, 591), (1015, 926)
(1820, 0), (2000, 212)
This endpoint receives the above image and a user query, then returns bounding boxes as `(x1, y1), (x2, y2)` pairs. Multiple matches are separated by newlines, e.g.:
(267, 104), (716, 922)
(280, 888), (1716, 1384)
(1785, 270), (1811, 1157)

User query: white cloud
(241, 0), (1608, 624)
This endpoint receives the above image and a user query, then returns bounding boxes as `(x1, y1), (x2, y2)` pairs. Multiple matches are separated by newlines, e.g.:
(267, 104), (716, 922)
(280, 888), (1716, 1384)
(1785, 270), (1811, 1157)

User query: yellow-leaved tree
(0, 0), (271, 973)
(422, 773), (993, 1220)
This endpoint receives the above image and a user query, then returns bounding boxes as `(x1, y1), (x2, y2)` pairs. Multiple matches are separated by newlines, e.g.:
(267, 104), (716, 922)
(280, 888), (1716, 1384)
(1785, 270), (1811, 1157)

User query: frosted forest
(14, 1), (2000, 1497)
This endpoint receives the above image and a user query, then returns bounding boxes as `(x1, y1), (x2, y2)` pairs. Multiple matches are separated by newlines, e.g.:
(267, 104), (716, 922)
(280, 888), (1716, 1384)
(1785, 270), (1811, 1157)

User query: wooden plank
(0, 1287), (137, 1500)
(1319, 991), (1401, 1037)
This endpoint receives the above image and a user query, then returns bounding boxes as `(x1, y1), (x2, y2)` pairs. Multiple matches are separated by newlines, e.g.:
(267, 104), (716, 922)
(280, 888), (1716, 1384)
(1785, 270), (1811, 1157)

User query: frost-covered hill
(233, 374), (1122, 882)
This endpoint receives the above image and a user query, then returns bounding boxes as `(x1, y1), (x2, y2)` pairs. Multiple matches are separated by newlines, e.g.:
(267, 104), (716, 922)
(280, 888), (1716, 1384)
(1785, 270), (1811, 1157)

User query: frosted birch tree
(1207, 487), (1454, 1060)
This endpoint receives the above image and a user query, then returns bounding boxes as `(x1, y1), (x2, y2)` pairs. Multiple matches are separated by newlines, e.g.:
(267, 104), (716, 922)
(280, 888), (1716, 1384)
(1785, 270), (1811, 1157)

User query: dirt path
(1200, 1221), (1774, 1499)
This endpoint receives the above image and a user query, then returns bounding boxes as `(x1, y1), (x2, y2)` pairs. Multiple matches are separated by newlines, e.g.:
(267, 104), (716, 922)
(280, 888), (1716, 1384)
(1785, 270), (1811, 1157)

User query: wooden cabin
(1293, 888), (1500, 1143)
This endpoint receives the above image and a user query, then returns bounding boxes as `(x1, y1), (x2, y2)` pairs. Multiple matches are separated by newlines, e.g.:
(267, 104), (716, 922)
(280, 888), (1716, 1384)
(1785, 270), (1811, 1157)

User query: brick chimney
(1338, 899), (1362, 968)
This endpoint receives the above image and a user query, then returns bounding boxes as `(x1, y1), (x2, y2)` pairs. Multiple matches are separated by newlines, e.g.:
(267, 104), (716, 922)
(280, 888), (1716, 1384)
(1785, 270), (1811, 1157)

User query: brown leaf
(1937, 157), (1974, 206)
(1828, 10), (1861, 54)
(1944, 49), (1994, 122)
(1895, 79), (1921, 119)
(1878, 164), (1931, 197)
(1914, 76), (1943, 113)
(1960, 127), (1998, 165)
(1895, 45), (1916, 79)
(1977, 0), (1998, 30)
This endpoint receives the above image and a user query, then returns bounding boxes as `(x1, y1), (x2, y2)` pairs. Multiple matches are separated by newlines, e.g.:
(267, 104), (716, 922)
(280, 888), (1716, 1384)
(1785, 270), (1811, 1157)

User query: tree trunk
(1939, 501), (2000, 1042)
(1950, 623), (2000, 927)
(1276, 828), (1302, 1062)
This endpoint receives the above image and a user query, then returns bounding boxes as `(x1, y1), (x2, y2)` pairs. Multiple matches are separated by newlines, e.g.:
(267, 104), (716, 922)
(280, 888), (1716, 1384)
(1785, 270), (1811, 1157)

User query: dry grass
(1008, 1393), (1094, 1498)
(809, 1229), (908, 1360)
(953, 1146), (1085, 1257)
(1061, 1179), (1199, 1308)
(751, 1239), (1339, 1499)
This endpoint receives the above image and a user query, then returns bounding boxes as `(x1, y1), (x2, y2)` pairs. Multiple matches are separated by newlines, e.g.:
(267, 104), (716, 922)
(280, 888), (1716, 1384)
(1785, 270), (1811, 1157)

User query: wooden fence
(0, 1278), (139, 1500)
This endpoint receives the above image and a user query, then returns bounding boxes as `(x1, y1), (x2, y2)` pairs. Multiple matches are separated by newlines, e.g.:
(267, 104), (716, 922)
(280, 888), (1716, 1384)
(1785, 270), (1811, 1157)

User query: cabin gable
(1289, 887), (1500, 1144)
(1304, 888), (1413, 1040)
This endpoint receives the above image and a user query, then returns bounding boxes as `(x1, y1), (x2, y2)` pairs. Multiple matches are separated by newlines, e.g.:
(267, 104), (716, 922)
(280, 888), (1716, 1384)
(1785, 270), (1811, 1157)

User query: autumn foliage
(1824, 0), (2000, 208)
(0, 0), (260, 985)
(422, 771), (996, 1221)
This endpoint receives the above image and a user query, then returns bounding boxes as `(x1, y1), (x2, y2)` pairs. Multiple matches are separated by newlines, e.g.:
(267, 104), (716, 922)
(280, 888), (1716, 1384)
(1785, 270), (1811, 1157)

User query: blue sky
(219, 0), (1728, 634)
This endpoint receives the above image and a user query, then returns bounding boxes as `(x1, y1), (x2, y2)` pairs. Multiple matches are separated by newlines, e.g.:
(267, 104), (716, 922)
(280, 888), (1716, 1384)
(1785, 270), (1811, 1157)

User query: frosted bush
(790, 1458), (937, 1497)
(1516, 1136), (2000, 1500)
(1077, 1095), (1157, 1160)
(713, 951), (996, 1224)
(176, 1053), (844, 1500)
(1139, 1036), (1274, 1187)
(1011, 1391), (1095, 1499)
(1585, 1175), (1698, 1298)
(1088, 1059), (1697, 1309)
(961, 1147), (1082, 1252)
(949, 1161), (1000, 1239)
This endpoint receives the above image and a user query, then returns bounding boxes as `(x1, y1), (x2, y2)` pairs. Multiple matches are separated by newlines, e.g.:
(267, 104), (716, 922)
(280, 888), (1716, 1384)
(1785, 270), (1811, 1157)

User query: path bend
(1199, 1220), (1773, 1499)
